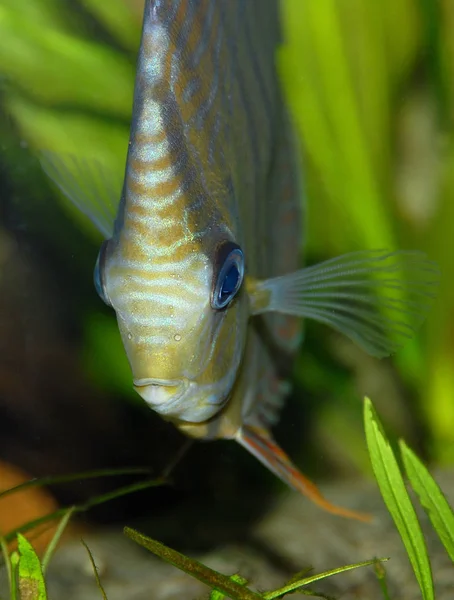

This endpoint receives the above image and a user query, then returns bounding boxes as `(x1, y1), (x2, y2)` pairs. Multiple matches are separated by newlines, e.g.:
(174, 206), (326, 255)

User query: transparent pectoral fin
(39, 151), (121, 239)
(237, 425), (371, 522)
(250, 250), (440, 358)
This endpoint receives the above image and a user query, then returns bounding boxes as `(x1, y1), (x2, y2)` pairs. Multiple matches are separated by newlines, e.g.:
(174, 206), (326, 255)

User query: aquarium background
(0, 0), (453, 532)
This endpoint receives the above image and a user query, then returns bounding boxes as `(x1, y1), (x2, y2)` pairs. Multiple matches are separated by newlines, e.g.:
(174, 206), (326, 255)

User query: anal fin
(237, 425), (371, 523)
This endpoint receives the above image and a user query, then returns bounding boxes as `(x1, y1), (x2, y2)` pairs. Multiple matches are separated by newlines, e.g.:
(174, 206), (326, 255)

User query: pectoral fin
(237, 425), (371, 522)
(40, 151), (121, 239)
(249, 249), (440, 358)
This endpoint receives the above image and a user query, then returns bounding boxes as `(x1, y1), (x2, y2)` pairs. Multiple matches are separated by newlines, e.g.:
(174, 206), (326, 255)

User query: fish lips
(133, 376), (229, 422)
(133, 377), (188, 409)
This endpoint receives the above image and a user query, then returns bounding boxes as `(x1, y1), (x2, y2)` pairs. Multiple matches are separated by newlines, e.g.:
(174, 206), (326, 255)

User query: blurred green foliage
(1, 0), (453, 476)
(279, 0), (454, 467)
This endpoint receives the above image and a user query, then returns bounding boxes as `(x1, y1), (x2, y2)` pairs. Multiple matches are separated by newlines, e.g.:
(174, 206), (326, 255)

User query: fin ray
(237, 425), (371, 522)
(251, 250), (440, 358)
(40, 151), (121, 239)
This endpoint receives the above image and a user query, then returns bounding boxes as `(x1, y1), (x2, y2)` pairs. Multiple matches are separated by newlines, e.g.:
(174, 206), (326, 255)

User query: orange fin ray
(237, 425), (372, 523)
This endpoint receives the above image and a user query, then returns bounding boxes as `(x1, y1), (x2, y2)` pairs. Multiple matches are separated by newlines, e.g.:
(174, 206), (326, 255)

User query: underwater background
(0, 0), (453, 542)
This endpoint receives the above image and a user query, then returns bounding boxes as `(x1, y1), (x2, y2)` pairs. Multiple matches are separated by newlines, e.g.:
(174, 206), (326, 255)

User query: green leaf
(0, 6), (134, 115)
(17, 534), (47, 600)
(41, 507), (76, 574)
(374, 560), (391, 600)
(10, 552), (19, 600)
(0, 466), (152, 501)
(124, 527), (263, 600)
(81, 0), (141, 51)
(400, 440), (454, 562)
(3, 476), (163, 545)
(262, 558), (388, 599)
(364, 397), (434, 600)
(0, 536), (13, 599)
(124, 527), (390, 600)
(210, 575), (249, 600)
(81, 540), (108, 600)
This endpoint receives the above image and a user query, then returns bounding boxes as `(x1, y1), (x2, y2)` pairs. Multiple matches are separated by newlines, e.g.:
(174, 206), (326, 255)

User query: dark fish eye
(212, 242), (244, 310)
(93, 240), (111, 306)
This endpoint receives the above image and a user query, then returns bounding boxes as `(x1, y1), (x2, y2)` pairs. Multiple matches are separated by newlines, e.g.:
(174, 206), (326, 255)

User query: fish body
(102, 0), (302, 437)
(41, 0), (439, 521)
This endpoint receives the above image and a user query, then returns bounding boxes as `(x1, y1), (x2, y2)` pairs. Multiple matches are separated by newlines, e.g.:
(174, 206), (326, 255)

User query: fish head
(95, 236), (249, 425)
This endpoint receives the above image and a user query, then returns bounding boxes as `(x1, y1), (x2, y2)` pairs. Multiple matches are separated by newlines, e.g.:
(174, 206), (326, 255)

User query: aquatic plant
(1, 399), (452, 599)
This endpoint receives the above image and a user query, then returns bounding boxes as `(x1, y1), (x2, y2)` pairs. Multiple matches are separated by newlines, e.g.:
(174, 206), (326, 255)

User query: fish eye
(211, 242), (244, 310)
(93, 240), (111, 306)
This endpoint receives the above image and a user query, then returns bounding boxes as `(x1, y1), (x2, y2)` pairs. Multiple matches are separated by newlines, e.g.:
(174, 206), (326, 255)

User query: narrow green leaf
(0, 466), (153, 501)
(10, 552), (19, 600)
(400, 440), (454, 562)
(124, 527), (263, 600)
(374, 560), (391, 600)
(364, 397), (434, 600)
(41, 507), (76, 574)
(282, 567), (313, 586)
(4, 477), (164, 545)
(263, 558), (388, 599)
(81, 540), (108, 600)
(231, 575), (249, 584)
(0, 536), (13, 597)
(17, 534), (47, 600)
(210, 575), (249, 600)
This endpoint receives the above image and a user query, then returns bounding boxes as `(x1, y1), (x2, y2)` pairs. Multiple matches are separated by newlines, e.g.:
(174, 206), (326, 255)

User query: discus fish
(40, 0), (439, 521)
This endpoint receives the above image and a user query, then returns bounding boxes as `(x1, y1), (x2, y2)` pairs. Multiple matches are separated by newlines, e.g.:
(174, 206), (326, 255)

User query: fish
(39, 0), (439, 521)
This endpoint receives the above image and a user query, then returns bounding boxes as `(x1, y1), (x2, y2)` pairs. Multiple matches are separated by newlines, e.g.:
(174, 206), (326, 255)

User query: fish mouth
(133, 377), (189, 407)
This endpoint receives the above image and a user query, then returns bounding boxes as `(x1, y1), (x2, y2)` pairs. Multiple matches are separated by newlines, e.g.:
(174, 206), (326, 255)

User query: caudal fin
(237, 425), (371, 523)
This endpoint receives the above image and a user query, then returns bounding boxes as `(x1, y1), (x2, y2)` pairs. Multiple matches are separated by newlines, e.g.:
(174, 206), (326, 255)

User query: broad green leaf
(364, 397), (434, 600)
(81, 0), (141, 51)
(424, 154), (454, 463)
(6, 96), (129, 170)
(280, 0), (394, 252)
(17, 534), (47, 600)
(124, 527), (263, 600)
(0, 0), (79, 33)
(0, 5), (134, 115)
(400, 440), (454, 561)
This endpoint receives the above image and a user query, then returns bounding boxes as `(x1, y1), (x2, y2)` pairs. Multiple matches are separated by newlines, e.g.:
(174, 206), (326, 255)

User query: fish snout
(133, 378), (186, 407)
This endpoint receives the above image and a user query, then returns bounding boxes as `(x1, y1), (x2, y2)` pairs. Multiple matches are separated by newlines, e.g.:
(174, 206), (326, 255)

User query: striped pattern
(100, 0), (303, 431)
